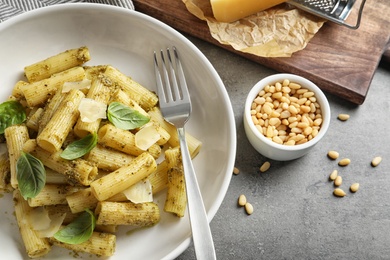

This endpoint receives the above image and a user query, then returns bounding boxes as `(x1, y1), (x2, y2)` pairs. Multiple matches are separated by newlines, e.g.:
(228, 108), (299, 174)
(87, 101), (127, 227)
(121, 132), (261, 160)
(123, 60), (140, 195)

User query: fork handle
(177, 127), (217, 260)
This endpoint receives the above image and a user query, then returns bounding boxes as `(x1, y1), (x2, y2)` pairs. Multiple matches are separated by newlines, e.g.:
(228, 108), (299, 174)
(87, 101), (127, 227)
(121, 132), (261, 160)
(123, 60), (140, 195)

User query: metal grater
(287, 0), (367, 29)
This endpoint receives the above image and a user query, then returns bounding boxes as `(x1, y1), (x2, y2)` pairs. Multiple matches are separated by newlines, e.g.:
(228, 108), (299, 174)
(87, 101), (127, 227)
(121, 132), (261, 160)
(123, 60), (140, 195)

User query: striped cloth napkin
(0, 0), (134, 22)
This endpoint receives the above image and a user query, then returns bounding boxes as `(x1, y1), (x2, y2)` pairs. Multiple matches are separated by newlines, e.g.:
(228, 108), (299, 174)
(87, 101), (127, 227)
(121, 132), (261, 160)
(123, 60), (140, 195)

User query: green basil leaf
(107, 102), (150, 130)
(0, 100), (27, 134)
(60, 133), (98, 160)
(16, 152), (46, 200)
(54, 209), (96, 244)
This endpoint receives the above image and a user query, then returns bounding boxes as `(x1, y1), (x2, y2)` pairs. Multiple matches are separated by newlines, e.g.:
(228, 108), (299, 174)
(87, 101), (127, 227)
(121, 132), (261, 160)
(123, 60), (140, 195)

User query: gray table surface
(177, 35), (390, 260)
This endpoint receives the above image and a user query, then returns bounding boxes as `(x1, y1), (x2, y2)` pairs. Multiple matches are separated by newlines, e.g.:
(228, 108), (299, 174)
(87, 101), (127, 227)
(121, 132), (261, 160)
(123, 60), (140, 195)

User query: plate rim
(0, 3), (237, 259)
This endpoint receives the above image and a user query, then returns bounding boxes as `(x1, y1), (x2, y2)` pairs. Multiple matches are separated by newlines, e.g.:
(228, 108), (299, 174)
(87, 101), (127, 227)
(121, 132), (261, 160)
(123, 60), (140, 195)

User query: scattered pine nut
(333, 188), (346, 197)
(238, 194), (247, 207)
(329, 170), (338, 181)
(371, 157), (382, 167)
(260, 161), (271, 172)
(338, 114), (350, 121)
(327, 150), (339, 160)
(233, 167), (240, 175)
(338, 158), (351, 166)
(350, 183), (360, 193)
(245, 202), (254, 215)
(334, 176), (342, 187)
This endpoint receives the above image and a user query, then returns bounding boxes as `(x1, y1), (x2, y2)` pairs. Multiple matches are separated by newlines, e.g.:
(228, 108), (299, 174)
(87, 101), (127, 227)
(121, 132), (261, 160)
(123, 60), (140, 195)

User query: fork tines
(153, 47), (190, 105)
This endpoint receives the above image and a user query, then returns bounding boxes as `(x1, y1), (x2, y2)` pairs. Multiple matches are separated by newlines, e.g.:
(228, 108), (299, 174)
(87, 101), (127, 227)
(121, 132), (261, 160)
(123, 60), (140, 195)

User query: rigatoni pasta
(21, 66), (85, 107)
(1, 46), (202, 259)
(24, 46), (90, 82)
(50, 231), (116, 257)
(4, 125), (29, 189)
(0, 144), (11, 193)
(13, 190), (51, 258)
(90, 152), (157, 201)
(37, 89), (85, 153)
(95, 201), (160, 226)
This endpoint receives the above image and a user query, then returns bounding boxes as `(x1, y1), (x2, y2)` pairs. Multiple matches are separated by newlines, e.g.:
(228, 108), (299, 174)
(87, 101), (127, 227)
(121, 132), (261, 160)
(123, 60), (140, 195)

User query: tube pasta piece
(4, 125), (30, 189)
(165, 146), (181, 169)
(148, 107), (202, 157)
(23, 139), (98, 186)
(26, 107), (44, 132)
(12, 80), (29, 100)
(73, 76), (111, 138)
(85, 145), (134, 172)
(50, 231), (116, 257)
(148, 160), (169, 194)
(110, 89), (150, 117)
(95, 201), (160, 226)
(37, 87), (65, 134)
(97, 124), (161, 159)
(84, 65), (108, 80)
(0, 148), (11, 192)
(13, 190), (51, 258)
(21, 66), (85, 107)
(153, 123), (171, 146)
(90, 152), (157, 201)
(103, 65), (158, 110)
(164, 166), (187, 217)
(28, 184), (79, 207)
(66, 187), (98, 214)
(24, 46), (90, 82)
(37, 89), (85, 153)
(95, 224), (118, 234)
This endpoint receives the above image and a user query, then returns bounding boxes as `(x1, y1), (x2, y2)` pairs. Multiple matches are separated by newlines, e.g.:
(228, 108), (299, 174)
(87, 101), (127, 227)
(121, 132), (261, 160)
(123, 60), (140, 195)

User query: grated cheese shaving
(78, 98), (107, 123)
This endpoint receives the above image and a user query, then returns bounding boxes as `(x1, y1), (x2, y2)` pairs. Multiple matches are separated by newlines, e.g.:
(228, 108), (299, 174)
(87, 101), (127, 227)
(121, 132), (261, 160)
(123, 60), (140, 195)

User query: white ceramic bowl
(0, 4), (236, 260)
(244, 73), (330, 161)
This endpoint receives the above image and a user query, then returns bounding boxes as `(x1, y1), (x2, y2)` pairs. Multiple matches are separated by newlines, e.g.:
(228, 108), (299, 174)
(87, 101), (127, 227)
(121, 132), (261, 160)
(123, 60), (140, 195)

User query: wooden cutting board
(133, 0), (390, 105)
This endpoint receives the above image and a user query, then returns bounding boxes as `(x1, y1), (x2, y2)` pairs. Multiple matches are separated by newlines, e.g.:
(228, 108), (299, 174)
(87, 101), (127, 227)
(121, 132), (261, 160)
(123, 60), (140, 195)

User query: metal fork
(153, 47), (217, 260)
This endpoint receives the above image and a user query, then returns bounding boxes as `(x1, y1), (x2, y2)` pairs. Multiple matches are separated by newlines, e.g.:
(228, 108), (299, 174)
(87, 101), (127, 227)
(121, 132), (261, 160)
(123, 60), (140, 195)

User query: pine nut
(238, 194), (247, 206)
(260, 161), (271, 172)
(371, 156), (382, 167)
(245, 202), (254, 215)
(303, 91), (315, 98)
(269, 118), (281, 126)
(333, 188), (346, 197)
(338, 158), (351, 166)
(350, 183), (359, 193)
(329, 170), (338, 181)
(289, 82), (301, 89)
(254, 96), (265, 105)
(285, 140), (295, 145)
(272, 136), (283, 144)
(233, 167), (240, 175)
(334, 176), (342, 186)
(327, 150), (339, 160)
(338, 114), (350, 121)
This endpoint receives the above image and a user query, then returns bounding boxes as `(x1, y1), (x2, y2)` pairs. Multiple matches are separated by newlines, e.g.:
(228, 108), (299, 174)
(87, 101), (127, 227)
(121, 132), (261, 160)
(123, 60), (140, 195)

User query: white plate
(0, 3), (236, 260)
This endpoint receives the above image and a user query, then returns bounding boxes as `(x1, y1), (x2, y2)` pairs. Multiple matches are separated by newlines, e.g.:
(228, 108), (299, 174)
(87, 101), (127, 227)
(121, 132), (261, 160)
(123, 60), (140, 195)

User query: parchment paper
(182, 0), (325, 57)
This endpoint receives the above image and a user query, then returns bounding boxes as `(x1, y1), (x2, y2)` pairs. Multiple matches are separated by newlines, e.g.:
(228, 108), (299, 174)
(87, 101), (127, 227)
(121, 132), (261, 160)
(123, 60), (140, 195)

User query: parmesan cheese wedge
(210, 0), (286, 23)
(28, 206), (67, 238)
(78, 98), (107, 123)
(122, 179), (153, 204)
(135, 123), (160, 151)
(62, 78), (91, 93)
